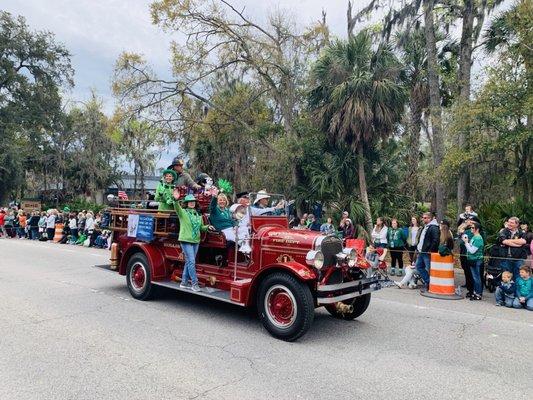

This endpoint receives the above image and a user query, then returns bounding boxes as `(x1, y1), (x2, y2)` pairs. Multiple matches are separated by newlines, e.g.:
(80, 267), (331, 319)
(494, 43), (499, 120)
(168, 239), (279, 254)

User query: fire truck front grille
(320, 236), (343, 267)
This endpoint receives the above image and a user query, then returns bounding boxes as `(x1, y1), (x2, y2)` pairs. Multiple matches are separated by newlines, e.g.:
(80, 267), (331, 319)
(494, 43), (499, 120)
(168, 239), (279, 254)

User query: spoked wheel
(325, 293), (371, 320)
(126, 253), (155, 300)
(257, 272), (314, 342)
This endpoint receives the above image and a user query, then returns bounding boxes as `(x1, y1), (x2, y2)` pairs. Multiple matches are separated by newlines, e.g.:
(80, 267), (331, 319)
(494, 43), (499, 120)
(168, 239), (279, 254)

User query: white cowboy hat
(230, 203), (245, 213)
(254, 190), (271, 204)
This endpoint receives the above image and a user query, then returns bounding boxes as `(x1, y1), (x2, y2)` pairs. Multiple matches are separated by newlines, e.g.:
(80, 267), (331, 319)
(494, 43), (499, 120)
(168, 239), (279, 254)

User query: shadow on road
(101, 282), (373, 342)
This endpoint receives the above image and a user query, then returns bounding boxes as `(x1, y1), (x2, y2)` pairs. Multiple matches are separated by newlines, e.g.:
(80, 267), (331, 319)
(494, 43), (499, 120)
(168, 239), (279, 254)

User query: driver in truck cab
(251, 190), (285, 216)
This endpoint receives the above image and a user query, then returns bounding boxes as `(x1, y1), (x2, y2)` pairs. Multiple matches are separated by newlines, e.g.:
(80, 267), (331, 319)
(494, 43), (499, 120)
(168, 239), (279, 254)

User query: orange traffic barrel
(421, 253), (463, 300)
(53, 223), (64, 242)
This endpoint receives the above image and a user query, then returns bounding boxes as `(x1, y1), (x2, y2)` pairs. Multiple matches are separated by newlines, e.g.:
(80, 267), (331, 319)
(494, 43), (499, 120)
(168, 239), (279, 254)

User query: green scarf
(185, 208), (201, 239)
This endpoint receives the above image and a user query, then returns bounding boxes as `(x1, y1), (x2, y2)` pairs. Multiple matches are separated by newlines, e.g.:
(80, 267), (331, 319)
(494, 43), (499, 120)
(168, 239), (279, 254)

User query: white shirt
(85, 217), (95, 231)
(46, 215), (56, 229)
(410, 226), (419, 245)
(250, 205), (277, 216)
(69, 218), (77, 230)
(371, 226), (388, 244)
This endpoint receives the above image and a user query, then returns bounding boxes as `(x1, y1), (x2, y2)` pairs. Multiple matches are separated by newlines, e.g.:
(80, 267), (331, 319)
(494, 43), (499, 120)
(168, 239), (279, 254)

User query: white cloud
(1, 0), (356, 112)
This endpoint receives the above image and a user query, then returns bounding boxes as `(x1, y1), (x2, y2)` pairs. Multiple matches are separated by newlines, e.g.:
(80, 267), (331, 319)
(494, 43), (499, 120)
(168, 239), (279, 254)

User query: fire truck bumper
(316, 276), (383, 305)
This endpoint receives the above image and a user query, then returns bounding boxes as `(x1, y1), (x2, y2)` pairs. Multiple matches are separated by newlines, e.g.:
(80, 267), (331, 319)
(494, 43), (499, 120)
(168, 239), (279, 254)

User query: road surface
(0, 239), (532, 400)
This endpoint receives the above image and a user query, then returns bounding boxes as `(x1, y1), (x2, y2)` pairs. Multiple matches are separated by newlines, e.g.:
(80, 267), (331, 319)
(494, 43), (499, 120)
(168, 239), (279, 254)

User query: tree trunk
(140, 163), (146, 200)
(133, 162), (138, 199)
(405, 96), (422, 207)
(357, 143), (373, 233)
(424, 0), (446, 220)
(456, 0), (475, 213)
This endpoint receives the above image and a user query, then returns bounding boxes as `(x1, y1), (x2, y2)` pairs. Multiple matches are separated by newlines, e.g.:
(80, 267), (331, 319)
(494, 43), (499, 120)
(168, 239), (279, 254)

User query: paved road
(1, 239), (532, 400)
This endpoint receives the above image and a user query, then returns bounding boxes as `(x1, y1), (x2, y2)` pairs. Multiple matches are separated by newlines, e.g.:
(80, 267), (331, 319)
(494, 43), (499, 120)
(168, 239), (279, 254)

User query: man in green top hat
(155, 169), (178, 211)
(168, 157), (201, 190)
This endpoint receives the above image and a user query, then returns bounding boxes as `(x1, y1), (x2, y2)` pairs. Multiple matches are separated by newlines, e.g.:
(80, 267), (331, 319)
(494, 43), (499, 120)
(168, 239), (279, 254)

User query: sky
(1, 0), (359, 169)
(1, 0), (509, 170)
(1, 0), (355, 112)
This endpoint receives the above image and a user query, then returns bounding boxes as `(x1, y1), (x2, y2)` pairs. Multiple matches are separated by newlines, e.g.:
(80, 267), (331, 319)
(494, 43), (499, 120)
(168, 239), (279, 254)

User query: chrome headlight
(306, 250), (324, 269)
(343, 248), (357, 267)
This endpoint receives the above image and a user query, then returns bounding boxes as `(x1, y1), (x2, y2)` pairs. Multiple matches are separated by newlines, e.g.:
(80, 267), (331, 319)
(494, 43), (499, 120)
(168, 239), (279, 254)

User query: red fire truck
(103, 191), (386, 341)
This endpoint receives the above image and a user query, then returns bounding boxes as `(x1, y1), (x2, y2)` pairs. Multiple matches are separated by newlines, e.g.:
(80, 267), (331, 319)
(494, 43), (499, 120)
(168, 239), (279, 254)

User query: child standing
(494, 271), (515, 307)
(512, 265), (533, 310)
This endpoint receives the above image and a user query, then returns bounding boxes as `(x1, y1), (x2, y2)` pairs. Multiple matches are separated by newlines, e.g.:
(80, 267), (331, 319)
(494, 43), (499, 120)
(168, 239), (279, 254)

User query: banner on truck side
(127, 214), (139, 237)
(127, 214), (154, 241)
(136, 215), (154, 242)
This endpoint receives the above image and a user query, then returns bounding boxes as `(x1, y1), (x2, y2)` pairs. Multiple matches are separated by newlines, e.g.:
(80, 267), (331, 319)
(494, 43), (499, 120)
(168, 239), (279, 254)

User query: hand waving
(172, 188), (181, 201)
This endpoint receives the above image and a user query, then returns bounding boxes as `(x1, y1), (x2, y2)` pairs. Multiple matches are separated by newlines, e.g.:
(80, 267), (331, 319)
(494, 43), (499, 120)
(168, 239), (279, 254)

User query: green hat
(162, 169), (177, 181)
(181, 194), (197, 203)
(63, 206), (70, 212)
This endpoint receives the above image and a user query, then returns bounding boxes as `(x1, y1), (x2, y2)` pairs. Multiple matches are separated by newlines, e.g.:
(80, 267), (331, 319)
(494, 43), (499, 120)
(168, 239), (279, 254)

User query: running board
(152, 280), (246, 306)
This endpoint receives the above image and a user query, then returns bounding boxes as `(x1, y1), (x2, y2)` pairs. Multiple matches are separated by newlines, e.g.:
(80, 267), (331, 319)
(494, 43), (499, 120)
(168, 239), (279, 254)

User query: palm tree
(309, 31), (406, 232)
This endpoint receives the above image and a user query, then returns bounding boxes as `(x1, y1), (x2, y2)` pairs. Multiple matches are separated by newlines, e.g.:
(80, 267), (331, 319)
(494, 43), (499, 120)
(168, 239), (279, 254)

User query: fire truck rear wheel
(257, 272), (314, 342)
(325, 293), (371, 320)
(126, 253), (155, 300)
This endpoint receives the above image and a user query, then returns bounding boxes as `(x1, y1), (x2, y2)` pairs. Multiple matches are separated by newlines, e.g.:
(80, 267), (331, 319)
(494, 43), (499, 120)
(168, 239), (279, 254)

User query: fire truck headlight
(343, 248), (357, 267)
(306, 250), (324, 270)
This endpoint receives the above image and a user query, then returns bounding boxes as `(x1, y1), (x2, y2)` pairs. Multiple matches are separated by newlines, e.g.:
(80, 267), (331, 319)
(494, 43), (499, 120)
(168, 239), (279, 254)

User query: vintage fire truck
(103, 190), (387, 341)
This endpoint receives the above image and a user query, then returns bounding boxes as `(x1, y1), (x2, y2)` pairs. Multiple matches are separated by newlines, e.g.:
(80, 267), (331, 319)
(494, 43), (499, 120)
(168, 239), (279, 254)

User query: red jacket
(0, 212), (5, 226)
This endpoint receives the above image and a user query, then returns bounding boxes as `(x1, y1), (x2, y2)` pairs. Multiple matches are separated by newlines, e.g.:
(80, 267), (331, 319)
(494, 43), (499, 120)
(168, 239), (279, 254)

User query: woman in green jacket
(155, 169), (177, 211)
(209, 193), (236, 242)
(173, 191), (214, 292)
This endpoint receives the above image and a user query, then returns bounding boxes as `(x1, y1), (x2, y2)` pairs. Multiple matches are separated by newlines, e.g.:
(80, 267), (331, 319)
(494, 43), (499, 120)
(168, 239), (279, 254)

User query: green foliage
(66, 94), (118, 199)
(477, 200), (533, 246)
(54, 199), (106, 214)
(185, 82), (284, 193)
(443, 52), (532, 203)
(0, 11), (73, 203)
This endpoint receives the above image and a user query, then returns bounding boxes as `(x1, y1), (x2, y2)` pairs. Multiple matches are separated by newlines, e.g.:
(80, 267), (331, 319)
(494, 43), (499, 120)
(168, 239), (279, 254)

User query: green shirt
(467, 234), (484, 261)
(174, 201), (209, 243)
(387, 228), (406, 249)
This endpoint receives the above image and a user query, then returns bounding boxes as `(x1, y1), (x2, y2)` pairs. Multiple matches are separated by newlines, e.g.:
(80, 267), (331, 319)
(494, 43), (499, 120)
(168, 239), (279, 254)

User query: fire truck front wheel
(126, 253), (155, 300)
(257, 272), (314, 342)
(325, 293), (371, 320)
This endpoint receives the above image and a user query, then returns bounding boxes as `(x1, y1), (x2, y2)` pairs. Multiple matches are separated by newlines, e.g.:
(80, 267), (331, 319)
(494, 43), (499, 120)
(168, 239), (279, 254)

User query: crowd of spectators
(290, 205), (533, 309)
(0, 206), (111, 249)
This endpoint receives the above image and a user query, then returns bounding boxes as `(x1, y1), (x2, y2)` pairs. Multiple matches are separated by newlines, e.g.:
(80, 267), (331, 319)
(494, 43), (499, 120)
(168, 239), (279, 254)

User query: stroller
(484, 246), (503, 293)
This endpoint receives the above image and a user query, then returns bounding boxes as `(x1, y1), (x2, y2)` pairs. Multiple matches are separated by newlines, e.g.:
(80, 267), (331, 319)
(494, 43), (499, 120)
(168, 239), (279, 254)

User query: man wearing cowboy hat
(167, 157), (201, 190)
(251, 190), (285, 216)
